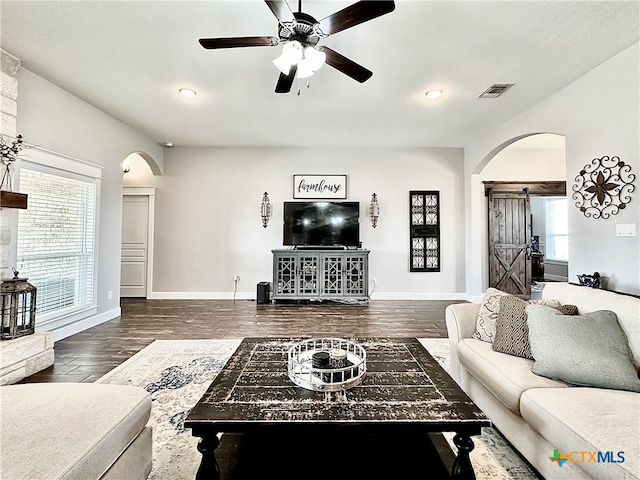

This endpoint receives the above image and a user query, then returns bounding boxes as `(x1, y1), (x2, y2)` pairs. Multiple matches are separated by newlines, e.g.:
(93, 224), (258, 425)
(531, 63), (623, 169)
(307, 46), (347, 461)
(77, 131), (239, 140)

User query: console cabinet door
(343, 254), (367, 296)
(322, 255), (344, 296)
(274, 254), (297, 296)
(297, 255), (320, 297)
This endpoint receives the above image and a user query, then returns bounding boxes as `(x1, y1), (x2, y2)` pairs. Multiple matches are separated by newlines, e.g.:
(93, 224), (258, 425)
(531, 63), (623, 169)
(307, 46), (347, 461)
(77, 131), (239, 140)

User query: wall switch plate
(616, 223), (637, 237)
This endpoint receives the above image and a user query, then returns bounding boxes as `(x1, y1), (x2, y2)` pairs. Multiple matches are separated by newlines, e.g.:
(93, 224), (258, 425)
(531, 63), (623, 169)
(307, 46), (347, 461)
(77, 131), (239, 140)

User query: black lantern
(1, 268), (37, 340)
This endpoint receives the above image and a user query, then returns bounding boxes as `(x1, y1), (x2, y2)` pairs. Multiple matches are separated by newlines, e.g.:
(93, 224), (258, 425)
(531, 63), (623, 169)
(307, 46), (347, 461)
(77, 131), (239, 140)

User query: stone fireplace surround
(0, 49), (54, 383)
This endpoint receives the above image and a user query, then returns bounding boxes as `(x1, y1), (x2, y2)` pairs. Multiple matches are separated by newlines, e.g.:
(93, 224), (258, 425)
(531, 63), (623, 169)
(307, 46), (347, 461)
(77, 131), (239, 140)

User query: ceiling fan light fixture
(273, 40), (304, 75)
(304, 46), (326, 71)
(282, 40), (303, 63)
(296, 60), (315, 79)
(273, 54), (292, 75)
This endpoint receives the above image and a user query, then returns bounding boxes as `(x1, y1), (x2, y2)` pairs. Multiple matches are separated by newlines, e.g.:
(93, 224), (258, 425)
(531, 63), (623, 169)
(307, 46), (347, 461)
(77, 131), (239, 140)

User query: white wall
(16, 68), (164, 339)
(124, 146), (467, 299)
(465, 42), (640, 298)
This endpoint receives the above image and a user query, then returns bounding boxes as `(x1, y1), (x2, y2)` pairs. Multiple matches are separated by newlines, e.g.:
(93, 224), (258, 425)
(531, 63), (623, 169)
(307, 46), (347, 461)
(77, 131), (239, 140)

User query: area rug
(96, 338), (539, 480)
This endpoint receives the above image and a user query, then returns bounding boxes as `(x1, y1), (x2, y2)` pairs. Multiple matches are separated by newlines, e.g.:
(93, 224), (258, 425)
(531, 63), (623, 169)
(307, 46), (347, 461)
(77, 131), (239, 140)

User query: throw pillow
(493, 295), (535, 359)
(493, 297), (579, 359)
(472, 288), (511, 342)
(556, 304), (579, 315)
(526, 305), (640, 392)
(472, 287), (562, 344)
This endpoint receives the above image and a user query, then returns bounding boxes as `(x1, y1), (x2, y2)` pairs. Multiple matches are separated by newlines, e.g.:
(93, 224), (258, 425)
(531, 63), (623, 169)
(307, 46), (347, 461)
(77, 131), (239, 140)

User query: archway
(470, 133), (567, 297)
(120, 151), (160, 299)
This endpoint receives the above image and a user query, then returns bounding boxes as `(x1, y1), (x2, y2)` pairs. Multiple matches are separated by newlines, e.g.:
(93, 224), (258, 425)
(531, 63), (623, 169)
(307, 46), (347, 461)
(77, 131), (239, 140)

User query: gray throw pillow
(526, 305), (640, 392)
(493, 297), (579, 359)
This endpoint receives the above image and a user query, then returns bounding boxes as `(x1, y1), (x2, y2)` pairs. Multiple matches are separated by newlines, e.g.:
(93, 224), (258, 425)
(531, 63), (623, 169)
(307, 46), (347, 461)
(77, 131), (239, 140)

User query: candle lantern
(1, 268), (37, 340)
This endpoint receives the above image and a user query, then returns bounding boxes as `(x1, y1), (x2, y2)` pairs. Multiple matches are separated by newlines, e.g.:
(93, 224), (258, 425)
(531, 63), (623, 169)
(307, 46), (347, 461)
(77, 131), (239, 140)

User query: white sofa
(446, 282), (639, 480)
(0, 383), (152, 480)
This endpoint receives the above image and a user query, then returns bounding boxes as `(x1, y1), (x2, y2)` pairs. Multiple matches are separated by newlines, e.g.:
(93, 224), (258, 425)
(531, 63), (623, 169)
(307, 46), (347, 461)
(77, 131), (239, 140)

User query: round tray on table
(287, 338), (366, 392)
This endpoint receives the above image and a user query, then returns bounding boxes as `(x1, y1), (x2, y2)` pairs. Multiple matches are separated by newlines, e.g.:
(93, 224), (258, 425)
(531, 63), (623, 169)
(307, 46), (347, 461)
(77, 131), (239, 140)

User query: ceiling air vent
(478, 83), (515, 98)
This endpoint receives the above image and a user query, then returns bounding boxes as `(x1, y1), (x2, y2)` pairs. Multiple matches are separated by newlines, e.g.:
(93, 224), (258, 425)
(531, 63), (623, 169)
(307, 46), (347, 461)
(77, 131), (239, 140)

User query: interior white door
(121, 195), (149, 297)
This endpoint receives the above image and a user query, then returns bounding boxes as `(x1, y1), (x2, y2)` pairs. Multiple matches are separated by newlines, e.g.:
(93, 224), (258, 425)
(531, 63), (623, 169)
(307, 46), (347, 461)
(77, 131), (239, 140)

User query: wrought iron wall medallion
(572, 155), (635, 219)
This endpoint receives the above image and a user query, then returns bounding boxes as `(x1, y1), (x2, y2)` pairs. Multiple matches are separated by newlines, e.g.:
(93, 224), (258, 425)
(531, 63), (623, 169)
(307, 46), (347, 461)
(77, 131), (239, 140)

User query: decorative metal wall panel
(410, 191), (440, 272)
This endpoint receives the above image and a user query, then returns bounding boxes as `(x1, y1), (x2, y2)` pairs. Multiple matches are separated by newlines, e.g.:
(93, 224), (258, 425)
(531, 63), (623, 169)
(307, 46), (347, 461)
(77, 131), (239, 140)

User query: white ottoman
(0, 383), (152, 480)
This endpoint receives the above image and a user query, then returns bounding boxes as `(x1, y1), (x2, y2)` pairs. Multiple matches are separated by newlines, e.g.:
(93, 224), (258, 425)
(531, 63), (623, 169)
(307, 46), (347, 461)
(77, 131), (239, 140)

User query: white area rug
(96, 338), (539, 480)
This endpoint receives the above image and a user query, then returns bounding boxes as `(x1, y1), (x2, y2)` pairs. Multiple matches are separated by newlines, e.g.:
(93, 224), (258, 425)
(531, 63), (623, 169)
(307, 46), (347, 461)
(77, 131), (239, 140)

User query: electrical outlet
(372, 278), (377, 287)
(108, 290), (113, 299)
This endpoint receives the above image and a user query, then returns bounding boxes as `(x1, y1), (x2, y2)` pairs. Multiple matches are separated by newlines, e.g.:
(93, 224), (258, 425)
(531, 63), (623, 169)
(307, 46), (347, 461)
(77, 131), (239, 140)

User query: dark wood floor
(21, 298), (459, 384)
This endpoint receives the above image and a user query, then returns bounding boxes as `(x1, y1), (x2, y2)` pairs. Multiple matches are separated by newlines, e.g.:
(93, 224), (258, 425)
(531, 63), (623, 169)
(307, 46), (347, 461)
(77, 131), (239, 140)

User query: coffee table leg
(451, 433), (476, 480)
(195, 433), (221, 480)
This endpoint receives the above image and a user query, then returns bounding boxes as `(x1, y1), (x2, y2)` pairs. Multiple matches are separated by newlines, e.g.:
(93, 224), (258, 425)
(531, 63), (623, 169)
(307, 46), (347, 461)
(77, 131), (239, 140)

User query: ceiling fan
(198, 0), (395, 93)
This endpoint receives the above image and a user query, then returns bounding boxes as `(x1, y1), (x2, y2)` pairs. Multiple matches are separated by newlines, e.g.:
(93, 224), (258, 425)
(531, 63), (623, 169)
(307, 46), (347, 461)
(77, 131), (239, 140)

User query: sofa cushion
(541, 282), (640, 366)
(457, 338), (568, 414)
(521, 387), (640, 480)
(0, 383), (151, 480)
(526, 306), (640, 392)
(472, 288), (560, 343)
(493, 295), (578, 359)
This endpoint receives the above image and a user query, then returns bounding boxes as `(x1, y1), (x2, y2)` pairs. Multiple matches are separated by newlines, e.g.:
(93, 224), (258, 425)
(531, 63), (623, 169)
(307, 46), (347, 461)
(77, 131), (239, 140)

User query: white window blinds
(17, 151), (100, 324)
(544, 197), (568, 262)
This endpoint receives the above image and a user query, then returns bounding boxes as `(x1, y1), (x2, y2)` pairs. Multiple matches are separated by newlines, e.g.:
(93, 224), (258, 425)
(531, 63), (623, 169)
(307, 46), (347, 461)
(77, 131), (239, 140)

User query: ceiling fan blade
(264, 0), (295, 24)
(319, 47), (373, 83)
(317, 1), (395, 36)
(199, 36), (278, 49)
(275, 64), (298, 93)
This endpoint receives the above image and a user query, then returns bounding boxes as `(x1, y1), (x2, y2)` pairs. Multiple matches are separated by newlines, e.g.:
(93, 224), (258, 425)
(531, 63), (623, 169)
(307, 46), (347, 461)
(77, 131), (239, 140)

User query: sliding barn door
(488, 189), (531, 296)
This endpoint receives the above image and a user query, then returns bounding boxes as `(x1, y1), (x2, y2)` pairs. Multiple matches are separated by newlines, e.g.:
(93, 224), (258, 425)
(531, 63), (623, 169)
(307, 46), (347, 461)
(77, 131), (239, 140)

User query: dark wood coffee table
(185, 337), (490, 480)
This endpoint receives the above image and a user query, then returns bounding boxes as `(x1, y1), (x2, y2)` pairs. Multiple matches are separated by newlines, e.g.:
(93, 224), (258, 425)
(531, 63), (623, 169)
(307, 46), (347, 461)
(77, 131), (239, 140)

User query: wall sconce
(369, 193), (380, 228)
(261, 192), (272, 228)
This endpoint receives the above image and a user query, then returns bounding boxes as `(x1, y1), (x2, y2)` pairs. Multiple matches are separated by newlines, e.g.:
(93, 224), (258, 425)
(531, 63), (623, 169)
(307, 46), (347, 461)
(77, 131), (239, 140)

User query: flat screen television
(283, 201), (360, 247)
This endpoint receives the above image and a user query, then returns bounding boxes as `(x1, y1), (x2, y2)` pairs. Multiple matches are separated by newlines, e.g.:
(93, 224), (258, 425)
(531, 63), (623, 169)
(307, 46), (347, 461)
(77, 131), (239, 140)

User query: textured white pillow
(472, 288), (561, 343)
(472, 288), (511, 342)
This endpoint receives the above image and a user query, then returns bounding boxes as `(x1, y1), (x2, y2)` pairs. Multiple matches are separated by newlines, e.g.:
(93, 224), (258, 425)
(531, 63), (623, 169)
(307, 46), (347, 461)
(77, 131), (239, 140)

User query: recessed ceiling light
(179, 88), (197, 99)
(425, 89), (443, 100)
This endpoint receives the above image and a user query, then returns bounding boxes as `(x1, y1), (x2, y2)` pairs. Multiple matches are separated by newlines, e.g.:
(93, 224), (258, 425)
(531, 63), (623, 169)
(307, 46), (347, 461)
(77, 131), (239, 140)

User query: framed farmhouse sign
(293, 174), (347, 199)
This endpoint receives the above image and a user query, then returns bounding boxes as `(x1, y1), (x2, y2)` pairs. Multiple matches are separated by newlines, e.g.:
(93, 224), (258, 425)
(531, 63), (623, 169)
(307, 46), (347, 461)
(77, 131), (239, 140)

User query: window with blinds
(17, 162), (98, 324)
(544, 197), (568, 262)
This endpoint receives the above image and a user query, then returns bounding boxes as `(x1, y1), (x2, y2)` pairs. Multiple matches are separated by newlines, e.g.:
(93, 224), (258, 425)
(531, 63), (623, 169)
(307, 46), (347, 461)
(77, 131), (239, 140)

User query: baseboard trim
(151, 291), (467, 301)
(150, 292), (254, 300)
(370, 292), (467, 300)
(39, 307), (121, 342)
(544, 274), (568, 282)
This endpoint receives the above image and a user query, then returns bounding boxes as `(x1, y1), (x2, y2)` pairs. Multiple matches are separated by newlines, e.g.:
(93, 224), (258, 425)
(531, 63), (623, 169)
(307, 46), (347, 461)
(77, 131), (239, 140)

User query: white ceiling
(2, 1), (638, 149)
